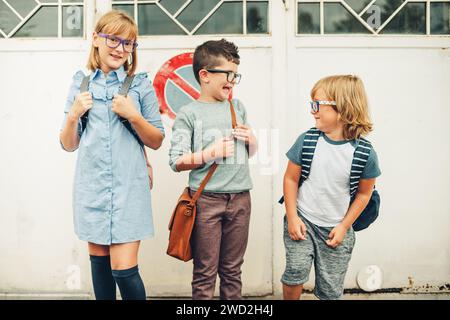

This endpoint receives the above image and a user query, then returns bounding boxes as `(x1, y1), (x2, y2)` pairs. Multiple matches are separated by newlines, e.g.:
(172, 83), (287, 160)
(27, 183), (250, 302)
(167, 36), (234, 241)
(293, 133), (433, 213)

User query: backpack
(79, 74), (143, 145)
(279, 127), (380, 232)
(79, 74), (154, 189)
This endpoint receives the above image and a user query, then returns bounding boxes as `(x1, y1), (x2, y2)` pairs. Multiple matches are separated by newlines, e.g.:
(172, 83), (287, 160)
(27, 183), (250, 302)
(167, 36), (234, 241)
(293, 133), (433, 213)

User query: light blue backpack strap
(349, 137), (372, 197)
(279, 127), (320, 204)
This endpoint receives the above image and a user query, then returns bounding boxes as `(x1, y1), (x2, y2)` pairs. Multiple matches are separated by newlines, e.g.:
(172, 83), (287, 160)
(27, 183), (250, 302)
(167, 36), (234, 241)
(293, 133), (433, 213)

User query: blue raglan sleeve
(361, 147), (381, 179)
(286, 131), (308, 166)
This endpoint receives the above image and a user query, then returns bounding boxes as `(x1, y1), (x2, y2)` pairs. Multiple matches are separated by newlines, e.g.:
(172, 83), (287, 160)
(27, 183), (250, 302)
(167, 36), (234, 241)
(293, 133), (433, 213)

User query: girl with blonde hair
(60, 10), (165, 300)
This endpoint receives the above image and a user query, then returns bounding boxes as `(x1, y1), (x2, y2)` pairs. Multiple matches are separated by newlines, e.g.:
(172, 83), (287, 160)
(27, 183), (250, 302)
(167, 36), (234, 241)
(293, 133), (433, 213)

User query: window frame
(295, 0), (450, 36)
(111, 0), (271, 36)
(0, 0), (87, 39)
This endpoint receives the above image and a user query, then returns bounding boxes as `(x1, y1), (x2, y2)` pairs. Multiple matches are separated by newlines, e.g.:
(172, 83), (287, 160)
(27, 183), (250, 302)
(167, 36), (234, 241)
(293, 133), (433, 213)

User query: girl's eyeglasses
(98, 33), (138, 53)
(206, 69), (242, 84)
(310, 100), (337, 113)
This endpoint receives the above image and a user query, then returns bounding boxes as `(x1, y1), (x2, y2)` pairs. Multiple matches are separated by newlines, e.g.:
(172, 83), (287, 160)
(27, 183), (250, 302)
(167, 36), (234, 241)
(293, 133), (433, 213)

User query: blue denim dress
(61, 66), (165, 245)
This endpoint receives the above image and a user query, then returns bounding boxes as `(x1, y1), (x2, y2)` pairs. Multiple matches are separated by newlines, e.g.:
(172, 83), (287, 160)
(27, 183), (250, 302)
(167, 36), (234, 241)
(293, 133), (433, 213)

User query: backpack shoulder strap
(278, 127), (320, 204)
(79, 74), (144, 147)
(300, 127), (320, 186)
(118, 75), (135, 96)
(350, 137), (372, 197)
(80, 75), (90, 92)
(118, 75), (144, 147)
(80, 75), (90, 134)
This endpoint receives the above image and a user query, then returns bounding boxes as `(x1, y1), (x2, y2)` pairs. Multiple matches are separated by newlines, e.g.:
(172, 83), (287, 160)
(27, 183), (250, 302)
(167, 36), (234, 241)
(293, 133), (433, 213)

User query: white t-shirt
(286, 131), (381, 227)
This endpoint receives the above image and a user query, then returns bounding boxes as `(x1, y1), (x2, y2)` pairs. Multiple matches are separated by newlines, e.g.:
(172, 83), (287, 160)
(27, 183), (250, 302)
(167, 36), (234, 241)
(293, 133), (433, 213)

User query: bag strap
(188, 100), (237, 206)
(278, 127), (320, 204)
(117, 75), (144, 147)
(299, 127), (320, 186)
(80, 75), (90, 133)
(118, 75), (134, 96)
(349, 137), (372, 197)
(79, 74), (143, 146)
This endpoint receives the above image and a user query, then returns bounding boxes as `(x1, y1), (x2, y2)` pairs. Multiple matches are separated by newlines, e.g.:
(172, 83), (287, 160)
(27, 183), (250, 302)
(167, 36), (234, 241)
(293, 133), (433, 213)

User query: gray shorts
(281, 212), (355, 300)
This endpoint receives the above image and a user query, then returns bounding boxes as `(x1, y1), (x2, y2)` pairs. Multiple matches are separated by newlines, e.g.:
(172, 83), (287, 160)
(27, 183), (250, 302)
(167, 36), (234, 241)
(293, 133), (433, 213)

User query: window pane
(247, 1), (268, 33)
(298, 3), (320, 34)
(112, 4), (134, 19)
(138, 4), (185, 35)
(196, 2), (242, 34)
(0, 1), (21, 35)
(159, 0), (188, 15)
(324, 3), (370, 33)
(361, 0), (405, 31)
(14, 6), (58, 37)
(345, 0), (374, 14)
(62, 5), (83, 37)
(431, 2), (450, 35)
(177, 0), (221, 32)
(381, 2), (425, 34)
(7, 0), (37, 18)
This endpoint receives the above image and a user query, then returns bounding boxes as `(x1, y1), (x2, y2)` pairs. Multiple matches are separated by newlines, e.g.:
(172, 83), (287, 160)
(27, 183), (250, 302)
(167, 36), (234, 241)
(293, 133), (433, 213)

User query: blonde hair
(311, 75), (373, 140)
(87, 10), (138, 76)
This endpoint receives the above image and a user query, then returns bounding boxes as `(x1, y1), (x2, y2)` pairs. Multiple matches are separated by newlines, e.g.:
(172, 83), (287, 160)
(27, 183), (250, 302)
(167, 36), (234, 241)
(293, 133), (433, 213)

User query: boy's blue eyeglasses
(310, 100), (337, 113)
(206, 69), (242, 84)
(98, 33), (138, 53)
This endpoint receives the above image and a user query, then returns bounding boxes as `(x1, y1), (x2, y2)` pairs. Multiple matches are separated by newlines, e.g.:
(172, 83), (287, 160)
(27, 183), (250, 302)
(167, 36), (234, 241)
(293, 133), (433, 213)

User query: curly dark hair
(193, 38), (240, 83)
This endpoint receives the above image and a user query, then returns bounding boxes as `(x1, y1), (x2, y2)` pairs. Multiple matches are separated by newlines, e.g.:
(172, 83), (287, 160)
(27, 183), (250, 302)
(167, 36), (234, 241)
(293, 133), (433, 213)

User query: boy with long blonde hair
(281, 75), (381, 300)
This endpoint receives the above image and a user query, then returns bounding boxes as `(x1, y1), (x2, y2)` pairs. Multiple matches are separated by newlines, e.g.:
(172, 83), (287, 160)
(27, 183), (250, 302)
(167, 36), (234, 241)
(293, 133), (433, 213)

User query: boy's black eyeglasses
(310, 100), (337, 113)
(206, 69), (242, 84)
(98, 33), (138, 53)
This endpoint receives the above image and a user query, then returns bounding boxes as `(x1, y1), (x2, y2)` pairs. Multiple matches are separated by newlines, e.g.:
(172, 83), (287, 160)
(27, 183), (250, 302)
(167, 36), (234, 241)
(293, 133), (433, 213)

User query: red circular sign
(153, 52), (233, 121)
(153, 52), (200, 120)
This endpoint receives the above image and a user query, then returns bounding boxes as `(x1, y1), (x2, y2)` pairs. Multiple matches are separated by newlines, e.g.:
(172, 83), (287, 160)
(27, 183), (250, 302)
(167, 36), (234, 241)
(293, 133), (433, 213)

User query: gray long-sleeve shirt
(169, 98), (253, 193)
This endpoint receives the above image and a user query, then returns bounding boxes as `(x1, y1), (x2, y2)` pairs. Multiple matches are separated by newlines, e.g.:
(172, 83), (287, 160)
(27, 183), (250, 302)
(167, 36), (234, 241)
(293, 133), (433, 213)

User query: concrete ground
(1, 292), (449, 300)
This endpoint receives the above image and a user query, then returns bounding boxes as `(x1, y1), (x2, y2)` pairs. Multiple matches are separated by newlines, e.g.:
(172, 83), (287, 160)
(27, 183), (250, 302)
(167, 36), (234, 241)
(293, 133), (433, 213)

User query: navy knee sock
(112, 265), (146, 300)
(89, 255), (116, 300)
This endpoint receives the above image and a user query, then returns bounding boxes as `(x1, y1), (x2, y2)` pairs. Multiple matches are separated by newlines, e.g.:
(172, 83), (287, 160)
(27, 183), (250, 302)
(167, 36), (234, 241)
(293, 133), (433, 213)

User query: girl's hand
(232, 123), (255, 144)
(287, 215), (307, 241)
(70, 92), (93, 118)
(112, 95), (140, 121)
(326, 224), (348, 248)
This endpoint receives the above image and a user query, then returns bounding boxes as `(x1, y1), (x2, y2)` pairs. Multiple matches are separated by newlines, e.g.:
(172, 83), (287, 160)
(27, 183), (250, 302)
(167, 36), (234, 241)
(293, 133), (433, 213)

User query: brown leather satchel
(167, 100), (237, 261)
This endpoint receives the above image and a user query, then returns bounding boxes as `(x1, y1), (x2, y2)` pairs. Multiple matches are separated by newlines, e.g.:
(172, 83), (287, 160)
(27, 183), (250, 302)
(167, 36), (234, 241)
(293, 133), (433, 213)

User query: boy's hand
(326, 224), (348, 248)
(203, 137), (235, 162)
(232, 123), (255, 144)
(287, 215), (307, 241)
(70, 92), (93, 118)
(112, 95), (140, 121)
